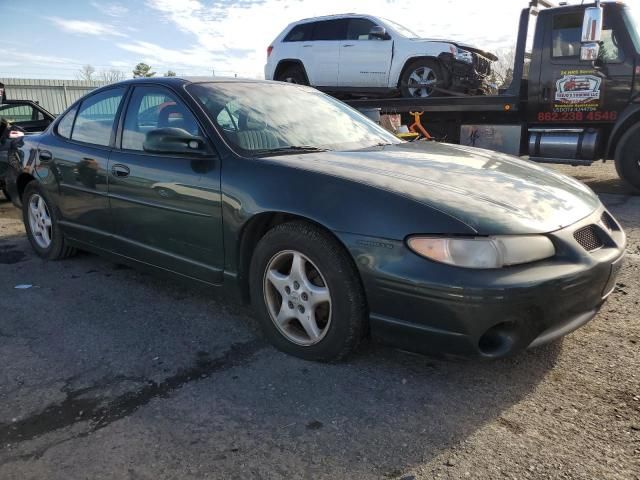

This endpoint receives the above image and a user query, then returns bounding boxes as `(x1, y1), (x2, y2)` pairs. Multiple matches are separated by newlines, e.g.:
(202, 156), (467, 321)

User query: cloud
(90, 1), (129, 17)
(48, 17), (128, 38)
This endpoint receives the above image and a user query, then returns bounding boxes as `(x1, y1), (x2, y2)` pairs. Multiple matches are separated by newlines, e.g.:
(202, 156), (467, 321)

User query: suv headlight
(407, 236), (555, 269)
(450, 46), (474, 64)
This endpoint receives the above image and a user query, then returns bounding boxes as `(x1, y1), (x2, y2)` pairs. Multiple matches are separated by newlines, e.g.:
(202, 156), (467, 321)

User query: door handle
(343, 44), (355, 47)
(111, 164), (130, 178)
(38, 150), (53, 162)
(302, 44), (313, 48)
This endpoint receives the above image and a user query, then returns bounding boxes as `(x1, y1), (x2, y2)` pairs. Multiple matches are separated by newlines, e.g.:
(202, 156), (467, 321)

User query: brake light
(267, 46), (274, 57)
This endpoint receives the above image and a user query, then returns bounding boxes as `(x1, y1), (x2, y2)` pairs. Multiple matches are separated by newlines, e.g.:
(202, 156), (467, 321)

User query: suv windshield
(623, 6), (640, 53)
(187, 82), (400, 155)
(381, 18), (418, 38)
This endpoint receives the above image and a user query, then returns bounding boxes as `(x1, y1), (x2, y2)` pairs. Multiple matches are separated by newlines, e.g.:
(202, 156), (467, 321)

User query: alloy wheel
(407, 66), (437, 97)
(28, 194), (53, 249)
(263, 250), (332, 346)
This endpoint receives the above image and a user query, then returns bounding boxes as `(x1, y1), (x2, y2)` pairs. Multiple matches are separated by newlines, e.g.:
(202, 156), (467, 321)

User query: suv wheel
(250, 221), (366, 361)
(276, 65), (308, 85)
(400, 59), (446, 98)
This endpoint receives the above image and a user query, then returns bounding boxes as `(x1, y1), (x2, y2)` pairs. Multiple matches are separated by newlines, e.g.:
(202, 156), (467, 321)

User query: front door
(108, 85), (223, 284)
(338, 18), (393, 88)
(44, 86), (126, 247)
(532, 5), (635, 125)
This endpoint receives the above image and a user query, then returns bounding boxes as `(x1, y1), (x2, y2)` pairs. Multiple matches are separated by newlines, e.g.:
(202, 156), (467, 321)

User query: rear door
(338, 18), (393, 88)
(108, 84), (224, 284)
(303, 19), (348, 87)
(42, 87), (126, 247)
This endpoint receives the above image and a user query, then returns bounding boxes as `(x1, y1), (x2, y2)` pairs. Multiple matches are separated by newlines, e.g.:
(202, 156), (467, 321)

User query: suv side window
(552, 12), (623, 62)
(284, 23), (313, 42)
(71, 88), (125, 146)
(347, 18), (376, 40)
(311, 19), (348, 41)
(122, 86), (202, 151)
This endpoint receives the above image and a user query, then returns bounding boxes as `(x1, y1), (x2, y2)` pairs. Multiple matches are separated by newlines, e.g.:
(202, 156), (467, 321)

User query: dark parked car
(5, 77), (626, 361)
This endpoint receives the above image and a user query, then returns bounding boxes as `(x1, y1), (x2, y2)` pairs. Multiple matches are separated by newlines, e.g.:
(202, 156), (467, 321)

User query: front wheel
(22, 182), (76, 260)
(614, 123), (640, 191)
(275, 65), (308, 85)
(400, 59), (446, 98)
(250, 221), (366, 361)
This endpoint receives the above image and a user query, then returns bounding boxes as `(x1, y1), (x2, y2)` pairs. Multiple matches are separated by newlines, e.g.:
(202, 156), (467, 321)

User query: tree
(98, 69), (126, 83)
(132, 63), (155, 78)
(77, 64), (96, 81)
(489, 48), (517, 90)
(164, 70), (176, 77)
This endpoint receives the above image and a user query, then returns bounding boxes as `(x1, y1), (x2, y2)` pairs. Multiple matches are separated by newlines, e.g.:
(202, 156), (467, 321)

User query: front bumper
(439, 52), (494, 94)
(340, 207), (626, 359)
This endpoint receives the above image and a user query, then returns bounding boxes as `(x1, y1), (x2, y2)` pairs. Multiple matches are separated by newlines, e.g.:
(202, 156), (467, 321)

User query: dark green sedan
(5, 77), (626, 361)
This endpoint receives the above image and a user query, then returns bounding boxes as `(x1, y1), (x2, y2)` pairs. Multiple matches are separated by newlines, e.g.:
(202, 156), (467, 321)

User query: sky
(0, 0), (607, 80)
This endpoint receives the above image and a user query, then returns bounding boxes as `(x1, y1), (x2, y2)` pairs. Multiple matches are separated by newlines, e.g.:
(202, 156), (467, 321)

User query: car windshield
(187, 82), (401, 156)
(381, 18), (419, 38)
(623, 5), (640, 53)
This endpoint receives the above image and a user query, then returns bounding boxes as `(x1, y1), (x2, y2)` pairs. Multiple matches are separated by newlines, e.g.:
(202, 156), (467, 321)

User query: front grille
(574, 225), (604, 252)
(474, 55), (491, 76)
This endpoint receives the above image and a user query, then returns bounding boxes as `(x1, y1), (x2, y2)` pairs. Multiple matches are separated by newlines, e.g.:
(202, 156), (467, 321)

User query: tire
(249, 221), (366, 362)
(22, 181), (76, 260)
(1, 185), (10, 202)
(275, 65), (308, 85)
(614, 123), (640, 191)
(400, 59), (446, 98)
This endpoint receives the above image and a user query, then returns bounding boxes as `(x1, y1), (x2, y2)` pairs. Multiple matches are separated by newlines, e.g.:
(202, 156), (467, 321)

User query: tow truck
(346, 1), (640, 190)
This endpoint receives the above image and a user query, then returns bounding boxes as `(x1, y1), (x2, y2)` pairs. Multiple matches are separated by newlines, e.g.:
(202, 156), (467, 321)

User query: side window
(0, 104), (37, 122)
(122, 86), (202, 151)
(347, 18), (376, 41)
(311, 19), (348, 41)
(284, 23), (313, 42)
(71, 88), (125, 146)
(56, 106), (78, 139)
(552, 12), (623, 62)
(216, 101), (240, 132)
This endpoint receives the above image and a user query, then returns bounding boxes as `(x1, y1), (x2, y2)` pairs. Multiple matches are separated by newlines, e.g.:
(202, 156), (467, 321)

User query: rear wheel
(22, 182), (76, 260)
(275, 65), (308, 85)
(614, 123), (640, 191)
(400, 59), (446, 98)
(250, 221), (366, 361)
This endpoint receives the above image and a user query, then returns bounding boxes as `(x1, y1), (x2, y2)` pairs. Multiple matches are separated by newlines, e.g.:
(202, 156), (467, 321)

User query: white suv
(265, 14), (496, 98)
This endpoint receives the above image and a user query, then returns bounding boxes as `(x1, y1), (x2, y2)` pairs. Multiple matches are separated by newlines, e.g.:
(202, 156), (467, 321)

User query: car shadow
(0, 237), (562, 478)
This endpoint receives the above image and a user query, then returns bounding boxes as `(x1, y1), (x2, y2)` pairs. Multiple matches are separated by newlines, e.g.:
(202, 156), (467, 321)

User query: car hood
(267, 142), (601, 235)
(409, 39), (498, 61)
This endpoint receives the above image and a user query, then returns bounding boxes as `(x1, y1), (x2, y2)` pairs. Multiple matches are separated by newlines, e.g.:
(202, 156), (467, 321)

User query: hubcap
(263, 250), (332, 346)
(407, 66), (437, 98)
(28, 194), (52, 249)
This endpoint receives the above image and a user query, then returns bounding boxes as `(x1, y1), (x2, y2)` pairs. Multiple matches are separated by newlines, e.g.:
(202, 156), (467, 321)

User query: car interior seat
(236, 111), (280, 151)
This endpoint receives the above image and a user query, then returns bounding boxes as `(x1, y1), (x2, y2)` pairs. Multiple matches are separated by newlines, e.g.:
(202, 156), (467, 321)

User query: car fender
(389, 40), (455, 87)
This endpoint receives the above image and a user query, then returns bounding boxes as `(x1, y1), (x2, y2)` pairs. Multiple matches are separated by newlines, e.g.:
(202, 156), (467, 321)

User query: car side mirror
(581, 6), (603, 43)
(369, 25), (389, 40)
(143, 127), (208, 155)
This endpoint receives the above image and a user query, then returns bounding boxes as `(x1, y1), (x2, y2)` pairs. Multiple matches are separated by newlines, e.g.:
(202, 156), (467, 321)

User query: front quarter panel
(389, 40), (454, 86)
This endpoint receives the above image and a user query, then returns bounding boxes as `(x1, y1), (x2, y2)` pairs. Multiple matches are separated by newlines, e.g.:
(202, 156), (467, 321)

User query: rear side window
(284, 23), (313, 42)
(311, 19), (348, 41)
(71, 88), (125, 146)
(56, 106), (78, 139)
(347, 18), (376, 40)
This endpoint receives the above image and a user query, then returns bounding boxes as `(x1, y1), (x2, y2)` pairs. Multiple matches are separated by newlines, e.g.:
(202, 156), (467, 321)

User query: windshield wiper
(251, 145), (330, 156)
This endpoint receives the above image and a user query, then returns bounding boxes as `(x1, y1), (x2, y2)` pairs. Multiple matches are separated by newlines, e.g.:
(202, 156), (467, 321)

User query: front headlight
(450, 46), (474, 64)
(407, 236), (555, 269)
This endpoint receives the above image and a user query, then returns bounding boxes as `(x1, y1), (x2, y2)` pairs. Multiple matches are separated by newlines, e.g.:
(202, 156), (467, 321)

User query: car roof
(293, 13), (378, 24)
(90, 76), (278, 93)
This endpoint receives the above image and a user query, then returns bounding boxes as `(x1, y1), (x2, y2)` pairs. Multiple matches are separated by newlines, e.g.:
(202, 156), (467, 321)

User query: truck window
(311, 19), (348, 41)
(552, 11), (623, 62)
(623, 7), (640, 53)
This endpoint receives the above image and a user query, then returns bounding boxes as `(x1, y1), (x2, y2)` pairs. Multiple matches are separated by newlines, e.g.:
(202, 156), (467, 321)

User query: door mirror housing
(369, 25), (389, 40)
(580, 42), (601, 61)
(143, 128), (208, 155)
(581, 6), (603, 43)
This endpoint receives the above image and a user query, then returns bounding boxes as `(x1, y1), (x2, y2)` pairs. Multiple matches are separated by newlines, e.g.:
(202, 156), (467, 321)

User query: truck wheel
(400, 59), (445, 98)
(614, 123), (640, 191)
(249, 221), (366, 362)
(276, 65), (308, 85)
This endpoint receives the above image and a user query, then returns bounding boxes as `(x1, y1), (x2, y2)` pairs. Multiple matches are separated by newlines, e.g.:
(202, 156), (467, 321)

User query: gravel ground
(0, 161), (638, 480)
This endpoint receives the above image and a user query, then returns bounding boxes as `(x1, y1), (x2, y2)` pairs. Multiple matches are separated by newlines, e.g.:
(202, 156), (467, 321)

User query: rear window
(311, 19), (348, 41)
(284, 23), (313, 42)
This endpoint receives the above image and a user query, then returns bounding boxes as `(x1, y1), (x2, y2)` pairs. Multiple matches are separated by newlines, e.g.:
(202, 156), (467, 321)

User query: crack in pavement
(0, 339), (265, 458)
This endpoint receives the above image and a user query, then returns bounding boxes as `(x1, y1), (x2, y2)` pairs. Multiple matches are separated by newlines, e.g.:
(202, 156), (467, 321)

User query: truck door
(532, 5), (634, 126)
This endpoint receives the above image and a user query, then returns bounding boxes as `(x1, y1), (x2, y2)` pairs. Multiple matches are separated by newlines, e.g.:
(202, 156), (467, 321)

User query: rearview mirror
(143, 128), (208, 155)
(582, 6), (603, 43)
(369, 25), (388, 40)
